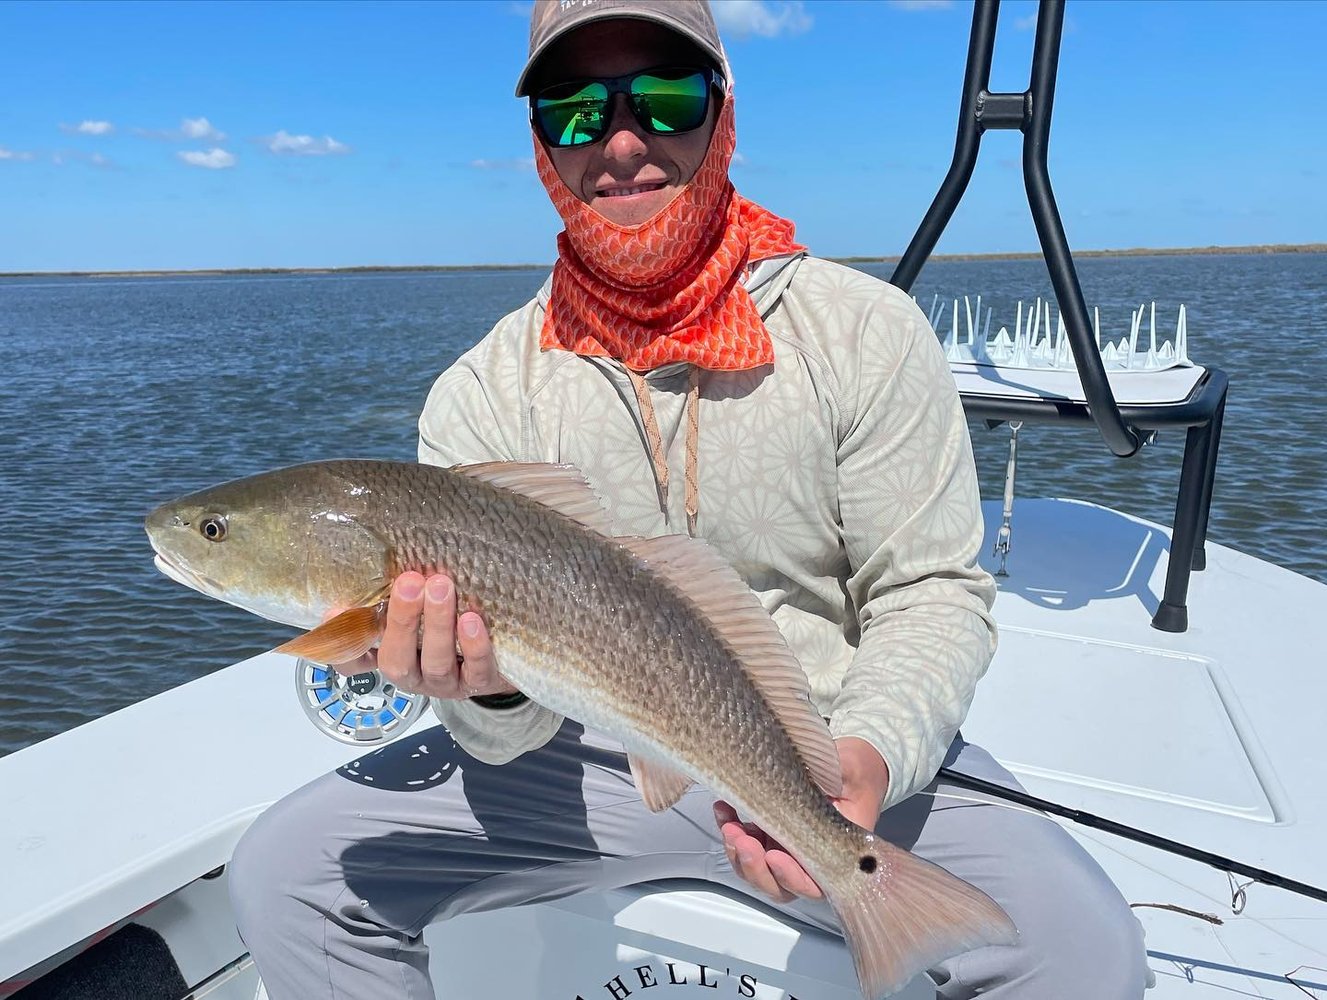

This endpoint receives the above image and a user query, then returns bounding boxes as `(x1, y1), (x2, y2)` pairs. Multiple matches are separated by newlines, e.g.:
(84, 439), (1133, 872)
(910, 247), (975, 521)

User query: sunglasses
(531, 66), (723, 149)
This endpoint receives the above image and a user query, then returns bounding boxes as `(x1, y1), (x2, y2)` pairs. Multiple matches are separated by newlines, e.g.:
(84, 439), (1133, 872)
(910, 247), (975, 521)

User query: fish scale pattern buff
(534, 97), (805, 372)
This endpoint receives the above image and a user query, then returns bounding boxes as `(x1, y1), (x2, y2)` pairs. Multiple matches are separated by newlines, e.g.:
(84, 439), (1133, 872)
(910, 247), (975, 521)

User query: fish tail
(821, 832), (1018, 999)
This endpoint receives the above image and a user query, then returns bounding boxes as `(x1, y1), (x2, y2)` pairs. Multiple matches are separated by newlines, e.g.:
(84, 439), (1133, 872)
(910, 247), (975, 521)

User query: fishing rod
(938, 767), (1327, 906)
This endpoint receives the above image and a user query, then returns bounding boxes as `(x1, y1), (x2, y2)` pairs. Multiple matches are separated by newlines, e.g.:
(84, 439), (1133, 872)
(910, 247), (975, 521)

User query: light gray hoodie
(420, 254), (996, 812)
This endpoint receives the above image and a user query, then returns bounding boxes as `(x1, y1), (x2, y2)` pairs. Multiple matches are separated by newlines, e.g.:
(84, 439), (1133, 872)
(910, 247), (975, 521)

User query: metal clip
(992, 421), (1022, 577)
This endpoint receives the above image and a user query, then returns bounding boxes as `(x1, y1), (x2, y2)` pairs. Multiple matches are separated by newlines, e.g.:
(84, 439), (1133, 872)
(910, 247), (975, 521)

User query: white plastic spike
(1178, 304), (1188, 363)
(1013, 320), (1030, 366)
(1094, 306), (1101, 349)
(1150, 301), (1157, 354)
(928, 294), (941, 328)
(1015, 300), (1024, 348)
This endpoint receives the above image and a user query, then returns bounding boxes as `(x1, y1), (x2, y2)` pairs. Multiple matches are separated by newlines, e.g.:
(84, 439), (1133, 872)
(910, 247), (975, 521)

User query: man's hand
(714, 737), (889, 903)
(328, 572), (520, 700)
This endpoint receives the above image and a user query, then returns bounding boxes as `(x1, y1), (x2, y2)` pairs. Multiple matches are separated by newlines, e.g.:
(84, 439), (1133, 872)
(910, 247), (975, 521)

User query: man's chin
(589, 188), (679, 227)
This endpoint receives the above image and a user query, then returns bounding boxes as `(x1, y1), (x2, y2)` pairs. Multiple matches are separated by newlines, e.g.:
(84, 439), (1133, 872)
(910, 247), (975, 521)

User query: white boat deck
(2, 497), (1324, 998)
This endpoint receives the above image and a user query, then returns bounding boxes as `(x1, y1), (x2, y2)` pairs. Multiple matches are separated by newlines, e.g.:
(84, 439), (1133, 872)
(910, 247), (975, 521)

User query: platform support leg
(1153, 418), (1214, 632)
(1190, 389), (1227, 573)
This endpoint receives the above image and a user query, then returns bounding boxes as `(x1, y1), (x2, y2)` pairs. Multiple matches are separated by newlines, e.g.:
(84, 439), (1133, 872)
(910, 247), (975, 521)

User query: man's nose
(601, 94), (648, 160)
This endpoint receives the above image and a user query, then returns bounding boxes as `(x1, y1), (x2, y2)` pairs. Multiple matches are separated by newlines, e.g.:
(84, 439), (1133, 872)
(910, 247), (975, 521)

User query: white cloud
(133, 117), (226, 142)
(177, 148), (236, 169)
(470, 157), (535, 171)
(262, 130), (350, 156)
(0, 146), (38, 162)
(889, 0), (953, 9)
(181, 117), (226, 141)
(61, 119), (115, 135)
(711, 0), (812, 38)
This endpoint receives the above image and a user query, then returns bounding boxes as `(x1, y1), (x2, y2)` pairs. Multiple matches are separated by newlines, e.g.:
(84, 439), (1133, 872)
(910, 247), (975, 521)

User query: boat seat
(424, 877), (937, 999)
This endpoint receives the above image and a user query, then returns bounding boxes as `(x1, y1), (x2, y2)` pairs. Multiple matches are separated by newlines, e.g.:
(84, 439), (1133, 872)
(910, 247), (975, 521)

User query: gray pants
(229, 723), (1148, 999)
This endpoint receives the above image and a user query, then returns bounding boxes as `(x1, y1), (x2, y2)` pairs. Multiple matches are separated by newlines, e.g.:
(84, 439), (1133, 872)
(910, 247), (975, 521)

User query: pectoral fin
(275, 602), (387, 664)
(627, 753), (695, 812)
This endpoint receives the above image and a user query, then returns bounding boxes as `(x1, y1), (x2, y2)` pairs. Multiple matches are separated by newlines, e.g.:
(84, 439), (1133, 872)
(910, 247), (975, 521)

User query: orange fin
(827, 838), (1018, 1000)
(627, 753), (695, 812)
(275, 603), (386, 664)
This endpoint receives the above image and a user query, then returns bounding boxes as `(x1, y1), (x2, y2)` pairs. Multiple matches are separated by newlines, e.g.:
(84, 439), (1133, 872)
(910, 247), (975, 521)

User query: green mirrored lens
(631, 71), (708, 133)
(535, 81), (609, 147)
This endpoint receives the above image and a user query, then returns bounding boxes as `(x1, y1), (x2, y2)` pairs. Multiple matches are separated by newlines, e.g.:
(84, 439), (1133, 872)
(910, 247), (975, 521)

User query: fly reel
(295, 658), (429, 744)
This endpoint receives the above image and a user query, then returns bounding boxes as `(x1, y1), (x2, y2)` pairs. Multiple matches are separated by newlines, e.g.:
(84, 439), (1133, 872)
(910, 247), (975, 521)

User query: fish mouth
(152, 549), (222, 597)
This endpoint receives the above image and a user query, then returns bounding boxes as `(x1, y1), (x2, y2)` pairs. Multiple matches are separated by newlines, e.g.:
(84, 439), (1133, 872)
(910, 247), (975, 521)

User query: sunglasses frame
(530, 64), (725, 149)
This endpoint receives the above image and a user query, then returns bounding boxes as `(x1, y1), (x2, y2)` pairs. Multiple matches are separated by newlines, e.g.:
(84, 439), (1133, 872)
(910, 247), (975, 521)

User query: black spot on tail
(858, 855), (877, 874)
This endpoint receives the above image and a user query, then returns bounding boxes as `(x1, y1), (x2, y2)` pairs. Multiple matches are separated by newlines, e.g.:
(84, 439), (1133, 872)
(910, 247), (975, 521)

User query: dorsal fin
(452, 462), (613, 535)
(621, 534), (843, 799)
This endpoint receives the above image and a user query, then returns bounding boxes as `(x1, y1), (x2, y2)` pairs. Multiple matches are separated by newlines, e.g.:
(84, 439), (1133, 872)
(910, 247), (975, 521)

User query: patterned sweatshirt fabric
(421, 255), (997, 812)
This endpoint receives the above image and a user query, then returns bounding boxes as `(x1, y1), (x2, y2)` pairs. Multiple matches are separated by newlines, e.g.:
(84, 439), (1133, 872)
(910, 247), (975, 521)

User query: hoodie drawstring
(626, 367), (700, 537)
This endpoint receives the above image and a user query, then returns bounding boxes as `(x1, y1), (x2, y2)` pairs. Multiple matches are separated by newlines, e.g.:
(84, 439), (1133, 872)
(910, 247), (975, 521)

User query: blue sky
(0, 0), (1322, 272)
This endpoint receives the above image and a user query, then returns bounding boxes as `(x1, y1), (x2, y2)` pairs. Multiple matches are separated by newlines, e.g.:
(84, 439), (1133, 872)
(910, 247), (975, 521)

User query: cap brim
(515, 10), (727, 97)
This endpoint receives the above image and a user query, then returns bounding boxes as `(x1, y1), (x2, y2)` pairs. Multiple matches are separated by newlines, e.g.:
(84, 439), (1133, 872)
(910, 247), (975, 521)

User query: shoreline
(3, 243), (1322, 279)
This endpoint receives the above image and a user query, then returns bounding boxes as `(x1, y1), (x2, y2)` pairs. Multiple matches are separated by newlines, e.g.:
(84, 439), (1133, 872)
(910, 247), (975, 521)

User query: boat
(3, 1), (1324, 997)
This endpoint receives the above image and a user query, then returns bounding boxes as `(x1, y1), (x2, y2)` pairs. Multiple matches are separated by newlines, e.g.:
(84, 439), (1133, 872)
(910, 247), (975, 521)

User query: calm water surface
(2, 254), (1324, 756)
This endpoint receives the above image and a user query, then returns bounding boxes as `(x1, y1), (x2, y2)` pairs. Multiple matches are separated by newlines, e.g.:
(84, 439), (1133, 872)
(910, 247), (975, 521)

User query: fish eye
(199, 515), (228, 542)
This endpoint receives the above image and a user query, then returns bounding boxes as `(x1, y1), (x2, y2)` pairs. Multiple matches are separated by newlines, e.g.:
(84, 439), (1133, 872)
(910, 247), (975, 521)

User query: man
(230, 2), (1149, 997)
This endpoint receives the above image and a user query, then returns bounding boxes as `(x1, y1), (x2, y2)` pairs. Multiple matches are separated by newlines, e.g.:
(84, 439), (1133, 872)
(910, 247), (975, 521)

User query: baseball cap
(515, 0), (727, 97)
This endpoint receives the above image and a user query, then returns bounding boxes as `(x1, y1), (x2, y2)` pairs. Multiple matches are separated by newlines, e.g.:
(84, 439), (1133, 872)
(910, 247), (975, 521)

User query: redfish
(146, 459), (1016, 998)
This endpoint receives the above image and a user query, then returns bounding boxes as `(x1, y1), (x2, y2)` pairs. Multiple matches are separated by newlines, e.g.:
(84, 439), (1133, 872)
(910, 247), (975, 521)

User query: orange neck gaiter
(535, 97), (805, 373)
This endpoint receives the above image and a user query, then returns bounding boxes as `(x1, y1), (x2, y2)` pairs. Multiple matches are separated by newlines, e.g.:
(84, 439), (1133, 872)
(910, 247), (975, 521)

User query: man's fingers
(376, 573), (425, 690)
(328, 649), (378, 676)
(732, 830), (795, 903)
(713, 800), (740, 826)
(767, 849), (823, 900)
(721, 825), (795, 903)
(457, 612), (500, 693)
(419, 575), (460, 692)
(713, 801), (809, 903)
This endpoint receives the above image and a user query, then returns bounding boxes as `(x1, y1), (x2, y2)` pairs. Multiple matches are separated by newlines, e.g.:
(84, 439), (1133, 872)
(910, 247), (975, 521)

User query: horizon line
(3, 242), (1323, 279)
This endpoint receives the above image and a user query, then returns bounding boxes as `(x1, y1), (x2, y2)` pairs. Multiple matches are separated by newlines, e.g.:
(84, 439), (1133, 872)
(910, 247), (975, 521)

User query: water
(2, 254), (1323, 757)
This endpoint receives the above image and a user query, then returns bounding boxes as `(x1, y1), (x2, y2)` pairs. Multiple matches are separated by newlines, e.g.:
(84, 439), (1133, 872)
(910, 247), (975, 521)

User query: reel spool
(295, 658), (428, 744)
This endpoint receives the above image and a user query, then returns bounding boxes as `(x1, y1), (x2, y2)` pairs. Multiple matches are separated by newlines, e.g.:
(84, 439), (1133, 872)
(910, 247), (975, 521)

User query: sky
(0, 0), (1323, 272)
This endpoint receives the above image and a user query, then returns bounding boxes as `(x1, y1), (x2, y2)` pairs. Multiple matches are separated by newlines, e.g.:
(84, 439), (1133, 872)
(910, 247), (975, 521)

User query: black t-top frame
(888, 0), (1228, 633)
